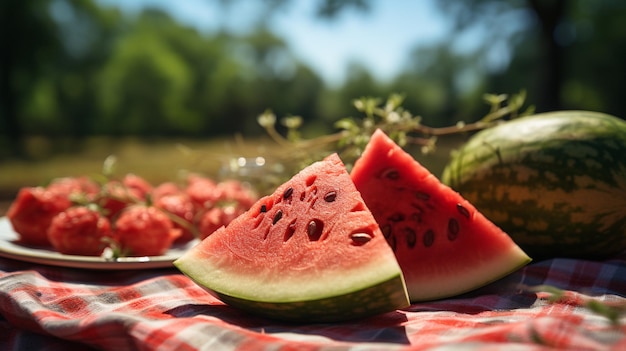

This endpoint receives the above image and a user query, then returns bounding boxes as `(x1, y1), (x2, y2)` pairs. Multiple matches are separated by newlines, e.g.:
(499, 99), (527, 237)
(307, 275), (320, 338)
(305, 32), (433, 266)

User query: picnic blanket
(1, 251), (625, 351)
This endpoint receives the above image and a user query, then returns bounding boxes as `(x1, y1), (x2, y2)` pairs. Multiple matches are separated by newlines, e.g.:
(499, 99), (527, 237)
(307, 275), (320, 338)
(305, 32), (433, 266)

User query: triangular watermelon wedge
(350, 129), (531, 302)
(174, 153), (410, 322)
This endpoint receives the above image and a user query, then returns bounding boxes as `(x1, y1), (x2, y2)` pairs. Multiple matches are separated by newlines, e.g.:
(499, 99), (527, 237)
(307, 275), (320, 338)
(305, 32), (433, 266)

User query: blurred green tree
(97, 9), (199, 136)
(2, 0), (625, 161)
(436, 0), (567, 112)
(559, 1), (626, 116)
(318, 62), (385, 127)
(44, 0), (121, 141)
(436, 0), (626, 118)
(0, 0), (62, 157)
(390, 44), (483, 127)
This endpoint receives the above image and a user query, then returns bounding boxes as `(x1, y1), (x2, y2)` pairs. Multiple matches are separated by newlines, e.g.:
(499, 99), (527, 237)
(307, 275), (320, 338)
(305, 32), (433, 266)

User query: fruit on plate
(154, 192), (196, 243)
(6, 172), (258, 256)
(115, 205), (181, 256)
(7, 176), (100, 246)
(350, 129), (531, 302)
(441, 110), (626, 259)
(47, 206), (114, 256)
(196, 205), (245, 240)
(174, 153), (410, 322)
(7, 187), (74, 246)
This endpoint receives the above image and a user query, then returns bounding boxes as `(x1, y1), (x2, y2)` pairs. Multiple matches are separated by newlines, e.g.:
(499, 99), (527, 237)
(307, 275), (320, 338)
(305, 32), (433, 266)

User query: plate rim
(0, 216), (197, 270)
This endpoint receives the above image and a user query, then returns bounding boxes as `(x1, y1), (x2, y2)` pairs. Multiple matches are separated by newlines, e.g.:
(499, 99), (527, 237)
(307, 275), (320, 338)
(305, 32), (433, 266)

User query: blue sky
(96, 0), (452, 86)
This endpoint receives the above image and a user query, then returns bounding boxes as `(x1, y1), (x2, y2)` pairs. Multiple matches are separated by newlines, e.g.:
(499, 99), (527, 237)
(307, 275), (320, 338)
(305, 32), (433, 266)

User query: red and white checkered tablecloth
(1, 251), (625, 351)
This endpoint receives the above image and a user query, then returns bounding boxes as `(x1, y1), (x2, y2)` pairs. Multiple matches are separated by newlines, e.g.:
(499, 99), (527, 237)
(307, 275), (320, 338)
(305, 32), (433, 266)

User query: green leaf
(334, 117), (358, 131)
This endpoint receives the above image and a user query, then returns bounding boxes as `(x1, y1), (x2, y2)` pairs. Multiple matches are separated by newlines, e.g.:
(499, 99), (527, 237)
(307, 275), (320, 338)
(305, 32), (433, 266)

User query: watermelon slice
(350, 129), (531, 302)
(174, 153), (410, 322)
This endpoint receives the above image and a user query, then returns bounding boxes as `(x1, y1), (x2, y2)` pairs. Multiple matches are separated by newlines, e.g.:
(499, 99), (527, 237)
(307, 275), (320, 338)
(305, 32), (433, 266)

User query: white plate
(0, 217), (198, 270)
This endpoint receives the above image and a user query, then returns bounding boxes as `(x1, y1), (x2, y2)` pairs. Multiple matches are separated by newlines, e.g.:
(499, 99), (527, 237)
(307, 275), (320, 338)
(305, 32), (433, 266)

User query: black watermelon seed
(423, 229), (435, 247)
(324, 191), (337, 202)
(456, 203), (470, 219)
(260, 204), (267, 213)
(283, 187), (293, 199)
(350, 232), (372, 245)
(405, 227), (417, 248)
(272, 210), (283, 224)
(447, 218), (460, 241)
(380, 168), (400, 180)
(307, 219), (324, 241)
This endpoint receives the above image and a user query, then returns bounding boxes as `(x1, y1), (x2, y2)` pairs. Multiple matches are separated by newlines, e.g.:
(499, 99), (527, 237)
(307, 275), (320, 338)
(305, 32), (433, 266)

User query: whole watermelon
(442, 111), (626, 259)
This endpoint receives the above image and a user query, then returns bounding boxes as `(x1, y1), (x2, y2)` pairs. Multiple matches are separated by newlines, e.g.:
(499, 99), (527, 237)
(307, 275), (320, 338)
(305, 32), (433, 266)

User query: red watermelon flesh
(174, 153), (409, 322)
(350, 129), (531, 302)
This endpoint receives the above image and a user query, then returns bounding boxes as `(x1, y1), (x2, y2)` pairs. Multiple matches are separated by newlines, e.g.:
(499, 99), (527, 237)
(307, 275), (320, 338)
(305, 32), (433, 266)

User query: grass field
(0, 135), (466, 216)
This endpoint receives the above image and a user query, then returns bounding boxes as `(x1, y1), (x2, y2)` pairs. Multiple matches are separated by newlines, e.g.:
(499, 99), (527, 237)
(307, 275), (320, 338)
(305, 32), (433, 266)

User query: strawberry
(99, 180), (143, 219)
(152, 182), (182, 202)
(197, 205), (244, 239)
(46, 176), (100, 199)
(121, 173), (153, 200)
(214, 180), (258, 209)
(47, 206), (113, 256)
(114, 205), (181, 256)
(185, 174), (219, 211)
(154, 193), (197, 244)
(7, 187), (73, 246)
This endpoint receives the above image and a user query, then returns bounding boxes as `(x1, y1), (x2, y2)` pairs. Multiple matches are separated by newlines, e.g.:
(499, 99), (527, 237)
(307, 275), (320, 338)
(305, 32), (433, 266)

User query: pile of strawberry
(6, 173), (258, 257)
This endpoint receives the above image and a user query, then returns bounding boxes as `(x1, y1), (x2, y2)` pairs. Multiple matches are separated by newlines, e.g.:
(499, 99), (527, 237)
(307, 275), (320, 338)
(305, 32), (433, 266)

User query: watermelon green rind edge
(174, 249), (410, 323)
(214, 276), (408, 323)
(173, 243), (406, 302)
(177, 265), (408, 323)
(441, 110), (626, 258)
(406, 244), (531, 301)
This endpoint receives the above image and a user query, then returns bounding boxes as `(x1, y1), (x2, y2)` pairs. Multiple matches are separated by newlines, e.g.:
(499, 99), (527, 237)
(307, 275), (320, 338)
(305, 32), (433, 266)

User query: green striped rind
(442, 111), (626, 259)
(176, 241), (410, 323)
(200, 273), (408, 323)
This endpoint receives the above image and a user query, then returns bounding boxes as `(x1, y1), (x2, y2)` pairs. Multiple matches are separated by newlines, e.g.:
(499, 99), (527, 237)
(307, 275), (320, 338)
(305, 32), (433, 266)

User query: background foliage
(1, 0), (625, 162)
